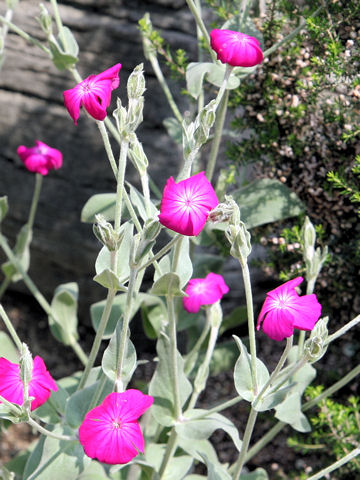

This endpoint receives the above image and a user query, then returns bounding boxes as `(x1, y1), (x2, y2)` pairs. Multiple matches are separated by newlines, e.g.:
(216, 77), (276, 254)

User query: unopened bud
(208, 301), (223, 328)
(134, 218), (161, 263)
(20, 343), (33, 404)
(224, 196), (251, 264)
(208, 200), (234, 224)
(304, 317), (328, 362)
(128, 137), (149, 174)
(93, 214), (121, 251)
(127, 64), (146, 99)
(38, 4), (53, 36)
(194, 100), (216, 147)
(113, 98), (128, 137)
(127, 97), (144, 133)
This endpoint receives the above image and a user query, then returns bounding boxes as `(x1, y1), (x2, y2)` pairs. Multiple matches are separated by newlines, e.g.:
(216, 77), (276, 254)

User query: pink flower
(79, 390), (153, 465)
(17, 140), (63, 175)
(0, 356), (58, 411)
(183, 272), (229, 313)
(63, 63), (122, 124)
(257, 277), (322, 341)
(158, 172), (219, 236)
(210, 29), (263, 67)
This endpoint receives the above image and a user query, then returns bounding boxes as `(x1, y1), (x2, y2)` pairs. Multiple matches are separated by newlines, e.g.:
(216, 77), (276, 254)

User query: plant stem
(158, 428), (178, 479)
(263, 6), (323, 58)
(137, 234), (181, 274)
(167, 294), (182, 420)
(232, 408), (258, 480)
(0, 234), (88, 366)
(28, 174), (43, 232)
(253, 336), (293, 408)
(0, 394), (22, 415)
(325, 314), (360, 346)
(185, 0), (217, 62)
(49, 0), (68, 51)
(240, 262), (258, 395)
(27, 416), (73, 441)
(184, 316), (211, 375)
(96, 121), (118, 177)
(189, 396), (242, 421)
(0, 304), (22, 351)
(298, 277), (316, 358)
(245, 363), (360, 463)
(306, 447), (360, 480)
(0, 16), (50, 54)
(114, 141), (129, 233)
(206, 89), (229, 182)
(77, 288), (116, 390)
(115, 268), (137, 392)
(140, 172), (152, 219)
(148, 53), (183, 124)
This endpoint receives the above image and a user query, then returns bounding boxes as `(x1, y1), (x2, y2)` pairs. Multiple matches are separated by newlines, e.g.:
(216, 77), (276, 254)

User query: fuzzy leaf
(0, 196), (8, 222)
(101, 320), (136, 388)
(81, 193), (117, 223)
(149, 335), (192, 426)
(275, 392), (311, 432)
(93, 269), (127, 292)
(49, 282), (79, 346)
(0, 331), (19, 362)
(233, 336), (269, 402)
(150, 273), (186, 297)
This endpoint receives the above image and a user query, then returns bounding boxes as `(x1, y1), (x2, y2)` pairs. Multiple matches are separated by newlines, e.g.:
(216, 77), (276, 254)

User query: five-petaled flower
(210, 29), (263, 67)
(183, 272), (229, 313)
(17, 140), (63, 176)
(257, 277), (322, 341)
(79, 390), (154, 465)
(0, 356), (58, 411)
(158, 172), (219, 236)
(63, 63), (122, 124)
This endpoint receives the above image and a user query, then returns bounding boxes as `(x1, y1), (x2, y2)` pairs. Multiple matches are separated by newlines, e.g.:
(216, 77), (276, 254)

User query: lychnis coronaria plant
(0, 1), (358, 480)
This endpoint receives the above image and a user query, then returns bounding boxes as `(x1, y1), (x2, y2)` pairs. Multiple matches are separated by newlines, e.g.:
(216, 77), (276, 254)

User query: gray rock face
(0, 0), (196, 308)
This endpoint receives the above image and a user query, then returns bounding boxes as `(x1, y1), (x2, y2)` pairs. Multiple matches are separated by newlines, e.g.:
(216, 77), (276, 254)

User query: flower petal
(82, 91), (108, 121)
(63, 85), (83, 124)
(290, 294), (322, 331)
(210, 29), (263, 67)
(94, 63), (122, 90)
(261, 308), (294, 341)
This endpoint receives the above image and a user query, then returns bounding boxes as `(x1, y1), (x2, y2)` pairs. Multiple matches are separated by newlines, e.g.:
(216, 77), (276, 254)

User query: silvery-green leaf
(0, 196), (8, 222)
(0, 331), (18, 362)
(49, 282), (79, 346)
(233, 336), (269, 402)
(163, 117), (182, 145)
(81, 193), (117, 223)
(150, 272), (186, 297)
(275, 392), (311, 432)
(93, 269), (127, 292)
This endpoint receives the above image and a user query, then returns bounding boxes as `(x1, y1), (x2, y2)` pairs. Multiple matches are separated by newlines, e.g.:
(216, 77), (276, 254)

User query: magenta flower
(0, 356), (58, 411)
(158, 172), (219, 236)
(257, 277), (322, 341)
(210, 29), (263, 67)
(17, 140), (63, 176)
(183, 272), (229, 313)
(63, 63), (122, 124)
(79, 390), (154, 465)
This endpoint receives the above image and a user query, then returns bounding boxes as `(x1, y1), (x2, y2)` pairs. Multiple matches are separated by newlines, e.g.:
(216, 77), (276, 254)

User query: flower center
(81, 81), (92, 93)
(112, 419), (122, 429)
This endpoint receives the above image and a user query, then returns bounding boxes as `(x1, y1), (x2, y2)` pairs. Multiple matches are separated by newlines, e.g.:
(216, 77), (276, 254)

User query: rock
(0, 0), (196, 309)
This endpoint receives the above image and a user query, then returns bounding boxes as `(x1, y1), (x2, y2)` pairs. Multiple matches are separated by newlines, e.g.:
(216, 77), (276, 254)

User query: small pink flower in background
(79, 390), (153, 465)
(17, 140), (63, 176)
(257, 277), (322, 341)
(158, 172), (219, 236)
(183, 272), (229, 313)
(0, 356), (58, 411)
(63, 63), (122, 124)
(210, 29), (263, 67)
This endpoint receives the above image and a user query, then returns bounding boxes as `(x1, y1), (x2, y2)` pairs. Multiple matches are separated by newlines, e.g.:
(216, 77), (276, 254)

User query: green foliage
(289, 388), (360, 475)
(327, 156), (360, 217)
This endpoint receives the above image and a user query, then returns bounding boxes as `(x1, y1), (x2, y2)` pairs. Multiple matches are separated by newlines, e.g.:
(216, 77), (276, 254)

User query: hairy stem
(0, 304), (23, 351)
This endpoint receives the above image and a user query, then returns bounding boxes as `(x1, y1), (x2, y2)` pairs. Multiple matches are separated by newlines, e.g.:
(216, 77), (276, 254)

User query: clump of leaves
(328, 156), (360, 217)
(289, 387), (360, 477)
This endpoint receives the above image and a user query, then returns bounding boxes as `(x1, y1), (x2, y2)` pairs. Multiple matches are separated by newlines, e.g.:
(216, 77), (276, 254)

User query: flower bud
(127, 97), (144, 134)
(208, 199), (234, 224)
(304, 316), (328, 363)
(134, 218), (161, 263)
(113, 98), (128, 137)
(93, 214), (121, 251)
(224, 196), (251, 264)
(194, 100), (216, 148)
(128, 136), (149, 174)
(38, 4), (53, 36)
(208, 301), (223, 328)
(127, 64), (146, 99)
(20, 343), (33, 404)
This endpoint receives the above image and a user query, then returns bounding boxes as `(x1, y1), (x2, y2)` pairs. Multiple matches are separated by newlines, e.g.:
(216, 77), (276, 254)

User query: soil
(0, 289), (359, 479)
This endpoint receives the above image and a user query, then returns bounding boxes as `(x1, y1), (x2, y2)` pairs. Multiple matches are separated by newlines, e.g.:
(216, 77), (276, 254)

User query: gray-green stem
(27, 416), (74, 441)
(114, 141), (129, 233)
(0, 234), (88, 366)
(49, 0), (68, 51)
(148, 53), (183, 124)
(253, 336), (293, 409)
(184, 316), (211, 375)
(136, 234), (181, 275)
(306, 447), (360, 480)
(206, 89), (229, 182)
(245, 363), (360, 463)
(0, 303), (22, 351)
(77, 288), (116, 390)
(189, 396), (242, 421)
(0, 16), (50, 54)
(96, 121), (118, 177)
(241, 262), (258, 395)
(115, 268), (138, 392)
(325, 314), (360, 346)
(158, 428), (178, 479)
(185, 0), (217, 62)
(167, 294), (182, 420)
(232, 407), (258, 480)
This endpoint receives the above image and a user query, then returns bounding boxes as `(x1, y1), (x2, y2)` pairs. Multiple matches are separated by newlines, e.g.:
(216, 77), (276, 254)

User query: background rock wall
(0, 0), (196, 308)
